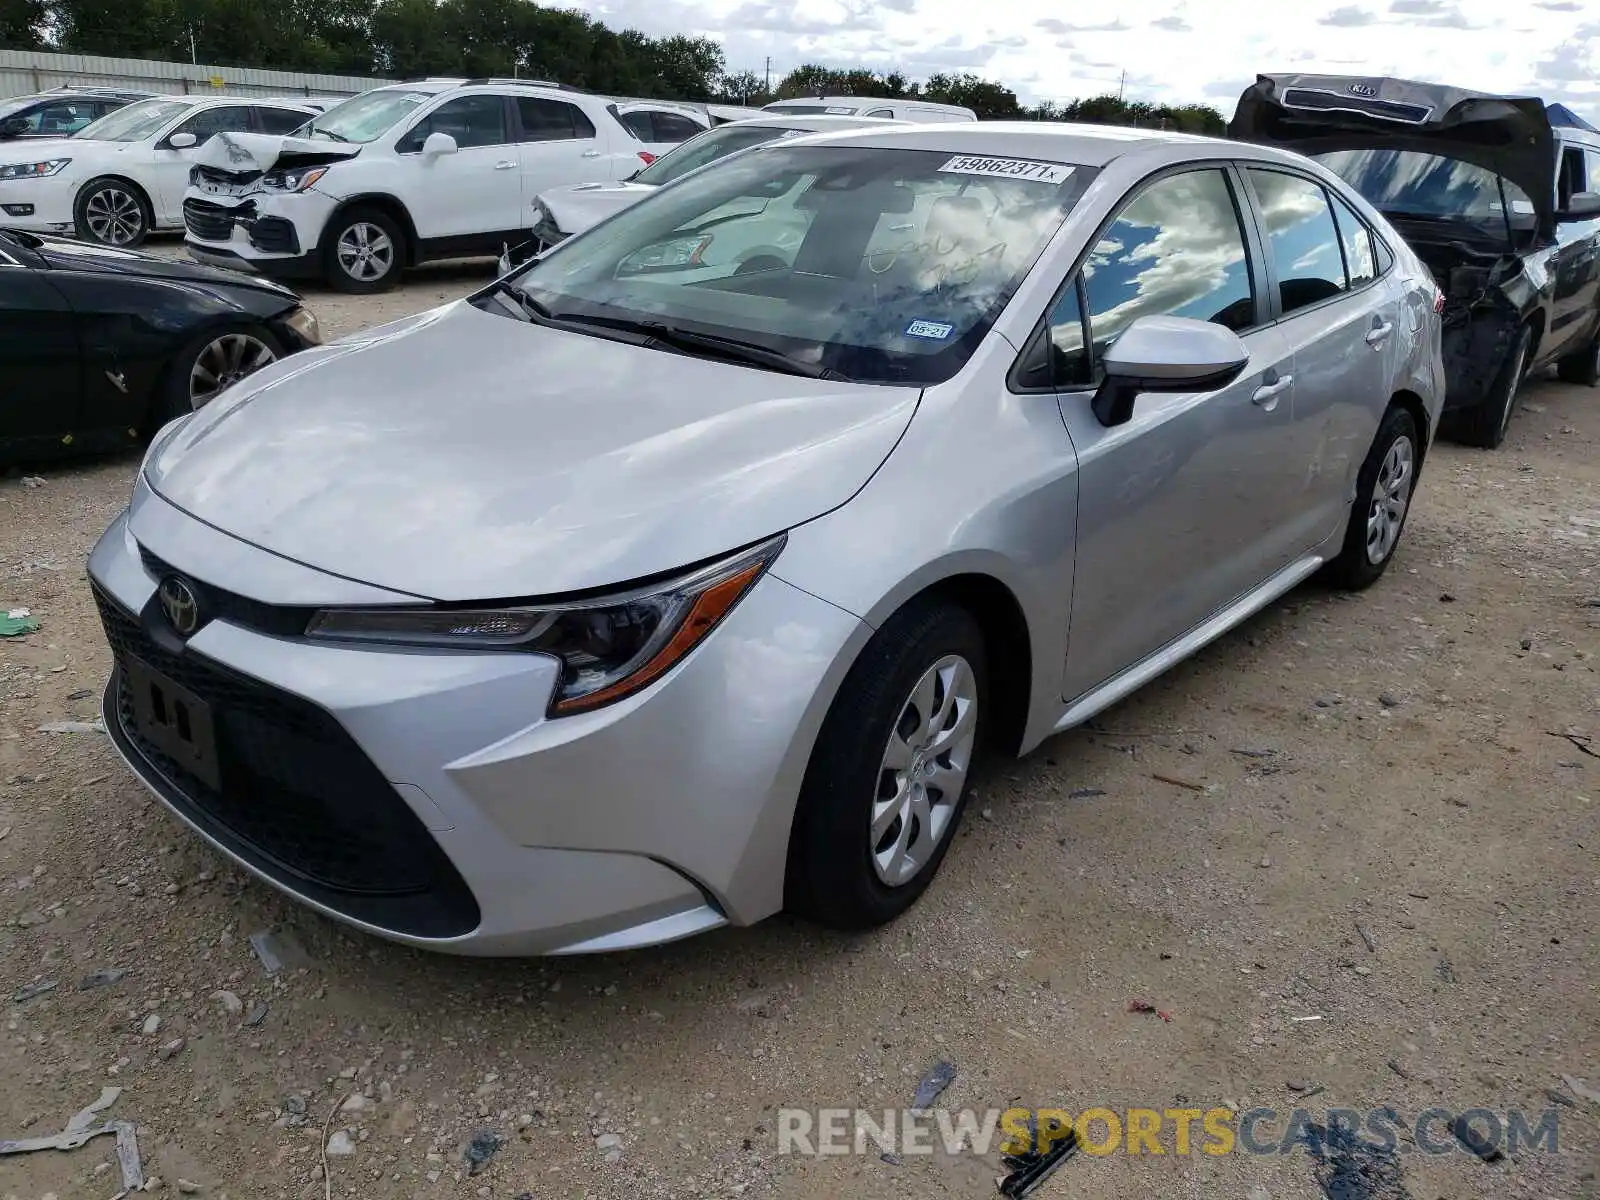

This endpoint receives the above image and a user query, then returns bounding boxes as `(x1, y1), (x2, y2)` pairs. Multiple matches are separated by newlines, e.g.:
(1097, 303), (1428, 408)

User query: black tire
(321, 206), (406, 293)
(786, 598), (988, 929)
(74, 177), (153, 248)
(1458, 324), (1531, 449)
(156, 322), (283, 425)
(1556, 326), (1600, 386)
(1321, 405), (1421, 591)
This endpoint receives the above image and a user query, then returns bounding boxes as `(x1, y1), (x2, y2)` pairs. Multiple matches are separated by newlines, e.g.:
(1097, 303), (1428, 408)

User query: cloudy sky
(565, 0), (1600, 119)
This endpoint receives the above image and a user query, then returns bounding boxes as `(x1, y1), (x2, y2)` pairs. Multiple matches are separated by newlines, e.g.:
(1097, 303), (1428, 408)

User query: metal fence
(0, 48), (390, 101)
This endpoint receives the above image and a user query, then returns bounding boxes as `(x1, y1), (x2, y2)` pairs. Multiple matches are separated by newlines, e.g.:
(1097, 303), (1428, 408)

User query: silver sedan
(88, 122), (1444, 954)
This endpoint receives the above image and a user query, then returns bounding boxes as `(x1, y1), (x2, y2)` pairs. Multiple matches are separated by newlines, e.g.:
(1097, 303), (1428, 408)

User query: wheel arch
(76, 174), (155, 228)
(322, 194), (419, 264)
(1388, 388), (1432, 474)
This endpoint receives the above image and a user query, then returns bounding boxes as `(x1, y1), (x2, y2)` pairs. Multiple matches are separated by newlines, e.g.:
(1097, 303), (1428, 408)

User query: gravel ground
(2, 247), (1598, 1200)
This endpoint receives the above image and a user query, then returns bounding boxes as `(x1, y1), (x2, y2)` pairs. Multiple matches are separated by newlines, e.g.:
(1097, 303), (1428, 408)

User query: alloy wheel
(84, 186), (144, 245)
(336, 222), (395, 283)
(189, 333), (277, 408)
(1365, 434), (1415, 565)
(871, 654), (978, 886)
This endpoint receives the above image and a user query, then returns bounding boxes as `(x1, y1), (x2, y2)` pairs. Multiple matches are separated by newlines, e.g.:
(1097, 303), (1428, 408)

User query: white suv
(182, 79), (678, 292)
(0, 94), (322, 247)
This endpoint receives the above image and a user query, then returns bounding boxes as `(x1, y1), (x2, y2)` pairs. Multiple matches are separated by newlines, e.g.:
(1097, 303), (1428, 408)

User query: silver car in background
(89, 123), (1444, 955)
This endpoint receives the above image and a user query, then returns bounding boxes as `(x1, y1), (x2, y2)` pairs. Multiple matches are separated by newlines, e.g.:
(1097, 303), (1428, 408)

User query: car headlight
(620, 234), (713, 274)
(305, 535), (785, 715)
(282, 305), (321, 345)
(258, 165), (328, 193)
(0, 158), (70, 180)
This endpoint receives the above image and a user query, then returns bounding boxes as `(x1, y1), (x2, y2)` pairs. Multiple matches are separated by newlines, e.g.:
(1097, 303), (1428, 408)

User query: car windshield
(511, 144), (1087, 384)
(76, 99), (190, 142)
(296, 89), (432, 143)
(1314, 148), (1539, 241)
(633, 124), (799, 186)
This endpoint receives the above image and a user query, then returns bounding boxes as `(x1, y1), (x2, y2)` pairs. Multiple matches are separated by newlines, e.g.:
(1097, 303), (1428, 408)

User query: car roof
(777, 120), (1230, 166)
(766, 95), (970, 111)
(726, 113), (902, 131)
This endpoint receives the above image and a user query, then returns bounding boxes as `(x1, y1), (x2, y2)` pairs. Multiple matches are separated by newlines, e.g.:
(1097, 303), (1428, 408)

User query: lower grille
(248, 216), (300, 255)
(184, 197), (247, 241)
(95, 587), (479, 939)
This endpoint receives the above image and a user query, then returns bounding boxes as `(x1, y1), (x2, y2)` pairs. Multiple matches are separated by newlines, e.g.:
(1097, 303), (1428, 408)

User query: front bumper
(182, 186), (336, 278)
(87, 483), (868, 955)
(0, 173), (74, 231)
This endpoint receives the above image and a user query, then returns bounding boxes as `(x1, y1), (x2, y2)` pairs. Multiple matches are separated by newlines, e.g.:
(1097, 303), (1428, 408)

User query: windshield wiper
(309, 125), (351, 143)
(550, 313), (846, 380)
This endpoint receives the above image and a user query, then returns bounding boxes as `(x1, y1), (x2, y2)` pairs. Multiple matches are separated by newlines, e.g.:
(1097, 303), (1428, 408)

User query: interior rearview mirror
(1559, 190), (1600, 221)
(167, 132), (197, 149)
(422, 131), (458, 158)
(1092, 315), (1249, 427)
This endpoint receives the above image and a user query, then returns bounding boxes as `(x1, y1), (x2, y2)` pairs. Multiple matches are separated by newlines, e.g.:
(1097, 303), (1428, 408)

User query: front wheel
(74, 178), (152, 247)
(1321, 405), (1420, 590)
(322, 207), (405, 293)
(786, 599), (987, 929)
(158, 324), (282, 424)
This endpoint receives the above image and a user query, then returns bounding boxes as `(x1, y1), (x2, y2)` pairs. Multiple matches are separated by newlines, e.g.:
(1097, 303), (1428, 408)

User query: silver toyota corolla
(89, 123), (1445, 955)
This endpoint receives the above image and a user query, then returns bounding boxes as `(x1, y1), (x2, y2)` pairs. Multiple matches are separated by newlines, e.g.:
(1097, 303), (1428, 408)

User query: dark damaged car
(1232, 73), (1600, 448)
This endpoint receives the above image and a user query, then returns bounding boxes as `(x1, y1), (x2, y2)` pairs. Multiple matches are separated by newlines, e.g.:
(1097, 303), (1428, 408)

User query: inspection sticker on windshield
(905, 319), (955, 340)
(938, 155), (1074, 185)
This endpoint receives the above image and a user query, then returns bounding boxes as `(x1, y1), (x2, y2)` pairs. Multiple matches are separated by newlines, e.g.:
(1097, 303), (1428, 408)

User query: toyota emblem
(158, 576), (202, 637)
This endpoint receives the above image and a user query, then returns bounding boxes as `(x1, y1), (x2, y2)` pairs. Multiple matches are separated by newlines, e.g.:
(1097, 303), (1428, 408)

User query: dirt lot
(2, 251), (1598, 1200)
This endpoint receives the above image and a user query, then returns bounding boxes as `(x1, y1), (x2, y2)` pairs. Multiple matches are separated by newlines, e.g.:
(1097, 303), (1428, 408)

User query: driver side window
(1039, 168), (1255, 387)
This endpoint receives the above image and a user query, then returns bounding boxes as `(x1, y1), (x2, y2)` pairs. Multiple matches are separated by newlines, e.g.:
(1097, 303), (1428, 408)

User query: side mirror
(422, 131), (458, 158)
(0, 117), (28, 138)
(1559, 191), (1600, 221)
(167, 131), (197, 149)
(1092, 315), (1249, 427)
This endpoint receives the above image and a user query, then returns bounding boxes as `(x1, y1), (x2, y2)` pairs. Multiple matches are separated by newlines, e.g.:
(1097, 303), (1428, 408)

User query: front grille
(194, 163), (262, 190)
(248, 216), (300, 255)
(138, 546), (313, 638)
(184, 197), (246, 241)
(1281, 87), (1433, 125)
(95, 586), (480, 939)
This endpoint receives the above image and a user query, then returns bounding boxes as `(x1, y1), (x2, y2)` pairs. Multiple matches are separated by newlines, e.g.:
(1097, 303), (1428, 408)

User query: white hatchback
(0, 95), (321, 247)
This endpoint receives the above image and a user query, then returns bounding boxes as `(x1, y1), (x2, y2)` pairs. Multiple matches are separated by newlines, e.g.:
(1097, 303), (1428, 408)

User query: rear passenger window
(1247, 169), (1348, 314)
(255, 106), (309, 134)
(866, 107), (895, 118)
(519, 98), (596, 141)
(651, 112), (704, 142)
(618, 110), (655, 141)
(1329, 193), (1377, 286)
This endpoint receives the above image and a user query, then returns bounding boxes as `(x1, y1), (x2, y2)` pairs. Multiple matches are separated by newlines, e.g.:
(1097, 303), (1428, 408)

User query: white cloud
(564, 0), (1600, 123)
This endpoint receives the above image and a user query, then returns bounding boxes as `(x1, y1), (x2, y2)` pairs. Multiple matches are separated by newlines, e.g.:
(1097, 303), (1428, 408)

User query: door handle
(583, 149), (602, 158)
(494, 160), (516, 170)
(1252, 374), (1293, 407)
(1365, 320), (1394, 347)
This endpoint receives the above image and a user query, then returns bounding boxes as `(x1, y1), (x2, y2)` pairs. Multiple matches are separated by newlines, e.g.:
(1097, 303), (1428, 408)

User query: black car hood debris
(27, 233), (298, 302)
(1230, 73), (1557, 244)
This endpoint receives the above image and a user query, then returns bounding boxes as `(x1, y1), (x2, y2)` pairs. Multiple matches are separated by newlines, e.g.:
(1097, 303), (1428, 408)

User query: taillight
(637, 151), (656, 166)
(1433, 285), (1446, 314)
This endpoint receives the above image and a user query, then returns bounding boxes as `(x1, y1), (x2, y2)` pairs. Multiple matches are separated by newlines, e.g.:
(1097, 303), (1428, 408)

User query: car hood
(539, 181), (657, 235)
(26, 232), (300, 300)
(1230, 73), (1557, 242)
(0, 135), (82, 163)
(143, 300), (921, 601)
(194, 131), (361, 177)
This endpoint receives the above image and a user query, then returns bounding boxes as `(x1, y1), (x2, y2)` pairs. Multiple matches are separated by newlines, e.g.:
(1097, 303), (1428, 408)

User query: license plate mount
(123, 657), (221, 792)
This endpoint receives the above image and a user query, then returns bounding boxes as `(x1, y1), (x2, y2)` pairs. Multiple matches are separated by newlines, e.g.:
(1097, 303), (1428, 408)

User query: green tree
(717, 69), (768, 105)
(370, 0), (456, 76)
(649, 33), (723, 101)
(923, 72), (1020, 119)
(0, 0), (45, 47)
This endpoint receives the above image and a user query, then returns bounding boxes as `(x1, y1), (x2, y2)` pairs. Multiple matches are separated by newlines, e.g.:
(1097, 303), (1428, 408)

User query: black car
(0, 227), (320, 462)
(0, 88), (155, 141)
(1231, 73), (1600, 448)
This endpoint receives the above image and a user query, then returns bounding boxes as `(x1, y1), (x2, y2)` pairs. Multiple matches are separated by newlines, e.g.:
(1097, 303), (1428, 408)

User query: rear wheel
(786, 599), (986, 929)
(1322, 405), (1419, 591)
(74, 178), (152, 247)
(1458, 324), (1531, 449)
(322, 207), (405, 293)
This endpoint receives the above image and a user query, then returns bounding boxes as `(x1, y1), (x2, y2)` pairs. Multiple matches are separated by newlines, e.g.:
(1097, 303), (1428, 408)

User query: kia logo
(158, 576), (202, 637)
(1350, 82), (1378, 97)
